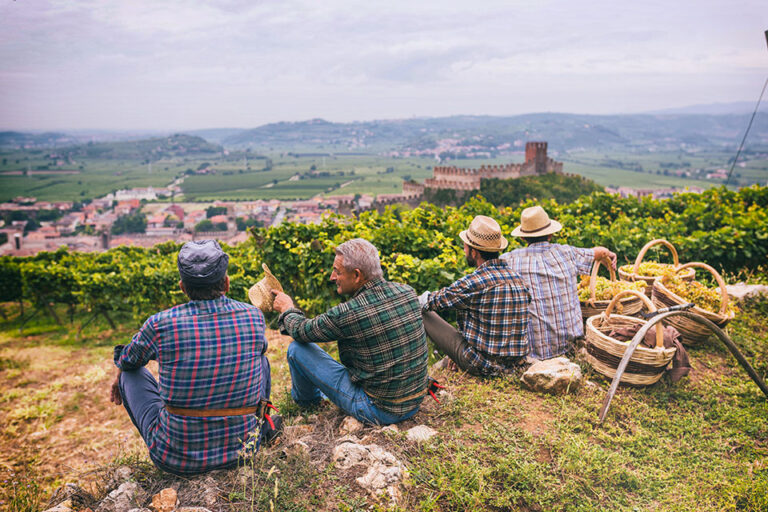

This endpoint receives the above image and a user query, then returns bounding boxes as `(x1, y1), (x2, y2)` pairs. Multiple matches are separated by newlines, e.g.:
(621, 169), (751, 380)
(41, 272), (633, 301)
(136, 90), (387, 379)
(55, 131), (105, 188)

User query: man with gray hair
(272, 238), (429, 425)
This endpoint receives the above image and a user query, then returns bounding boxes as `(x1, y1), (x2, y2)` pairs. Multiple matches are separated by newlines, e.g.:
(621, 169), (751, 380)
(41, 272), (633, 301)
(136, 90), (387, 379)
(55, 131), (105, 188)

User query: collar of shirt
(352, 277), (385, 298)
(184, 295), (230, 312)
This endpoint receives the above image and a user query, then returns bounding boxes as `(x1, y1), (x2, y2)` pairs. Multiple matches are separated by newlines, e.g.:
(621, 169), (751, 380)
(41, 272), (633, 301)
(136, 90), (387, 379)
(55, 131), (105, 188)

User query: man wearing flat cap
(109, 240), (272, 476)
(501, 206), (617, 360)
(420, 215), (531, 375)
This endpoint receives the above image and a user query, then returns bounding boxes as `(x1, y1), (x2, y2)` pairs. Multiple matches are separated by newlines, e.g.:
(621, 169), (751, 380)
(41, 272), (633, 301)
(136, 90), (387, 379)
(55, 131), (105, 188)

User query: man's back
(282, 277), (428, 415)
(115, 296), (268, 473)
(501, 242), (593, 359)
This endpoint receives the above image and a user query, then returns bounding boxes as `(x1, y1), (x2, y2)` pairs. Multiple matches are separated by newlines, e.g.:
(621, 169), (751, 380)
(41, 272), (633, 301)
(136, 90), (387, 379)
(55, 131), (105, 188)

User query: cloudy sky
(1, 0), (766, 130)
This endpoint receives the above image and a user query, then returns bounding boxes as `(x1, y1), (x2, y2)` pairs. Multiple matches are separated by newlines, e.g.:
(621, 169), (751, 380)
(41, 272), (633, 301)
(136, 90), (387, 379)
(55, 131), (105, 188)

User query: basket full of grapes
(579, 258), (647, 319)
(651, 262), (737, 345)
(618, 239), (695, 295)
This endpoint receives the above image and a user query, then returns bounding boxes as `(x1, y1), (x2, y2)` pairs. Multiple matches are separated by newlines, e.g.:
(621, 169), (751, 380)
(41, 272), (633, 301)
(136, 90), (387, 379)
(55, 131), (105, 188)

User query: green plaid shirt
(278, 278), (428, 415)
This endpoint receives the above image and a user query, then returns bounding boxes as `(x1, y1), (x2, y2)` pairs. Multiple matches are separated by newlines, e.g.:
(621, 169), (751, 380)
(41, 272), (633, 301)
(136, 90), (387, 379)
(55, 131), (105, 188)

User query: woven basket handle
(632, 239), (680, 276)
(604, 289), (664, 349)
(588, 257), (617, 304)
(675, 262), (729, 316)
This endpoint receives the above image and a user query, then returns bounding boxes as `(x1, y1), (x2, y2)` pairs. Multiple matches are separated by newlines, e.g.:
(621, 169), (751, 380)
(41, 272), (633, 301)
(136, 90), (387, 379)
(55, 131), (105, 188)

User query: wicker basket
(651, 262), (734, 345)
(618, 239), (695, 295)
(585, 289), (676, 386)
(580, 258), (644, 319)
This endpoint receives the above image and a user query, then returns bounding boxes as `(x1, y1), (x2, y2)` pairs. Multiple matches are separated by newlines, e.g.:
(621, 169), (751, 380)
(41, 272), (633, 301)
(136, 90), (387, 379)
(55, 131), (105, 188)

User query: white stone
(380, 425), (399, 434)
(521, 357), (583, 395)
(339, 416), (364, 436)
(96, 482), (142, 512)
(332, 442), (371, 469)
(406, 425), (438, 443)
(725, 284), (768, 301)
(43, 500), (74, 512)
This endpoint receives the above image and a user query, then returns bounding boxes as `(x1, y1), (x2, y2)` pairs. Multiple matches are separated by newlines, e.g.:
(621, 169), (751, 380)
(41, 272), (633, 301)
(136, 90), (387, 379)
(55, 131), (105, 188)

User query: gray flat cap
(177, 240), (229, 286)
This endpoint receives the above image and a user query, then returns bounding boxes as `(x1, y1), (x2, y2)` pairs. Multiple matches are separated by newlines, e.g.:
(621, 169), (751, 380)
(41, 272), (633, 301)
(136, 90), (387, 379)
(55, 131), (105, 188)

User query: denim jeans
(286, 341), (419, 426)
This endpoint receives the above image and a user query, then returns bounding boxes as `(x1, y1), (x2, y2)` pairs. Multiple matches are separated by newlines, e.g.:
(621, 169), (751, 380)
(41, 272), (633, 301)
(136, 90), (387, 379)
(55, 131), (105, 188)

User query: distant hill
(645, 101), (768, 115)
(0, 131), (81, 149)
(216, 113), (768, 153)
(61, 134), (223, 160)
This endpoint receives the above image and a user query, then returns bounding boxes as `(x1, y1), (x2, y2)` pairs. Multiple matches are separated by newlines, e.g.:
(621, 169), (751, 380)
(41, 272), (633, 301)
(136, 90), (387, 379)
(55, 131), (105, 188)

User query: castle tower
(525, 142), (548, 174)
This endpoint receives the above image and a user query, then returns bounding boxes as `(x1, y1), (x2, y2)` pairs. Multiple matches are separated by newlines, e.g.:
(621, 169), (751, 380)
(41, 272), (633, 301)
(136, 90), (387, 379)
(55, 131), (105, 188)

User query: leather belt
(165, 405), (259, 417)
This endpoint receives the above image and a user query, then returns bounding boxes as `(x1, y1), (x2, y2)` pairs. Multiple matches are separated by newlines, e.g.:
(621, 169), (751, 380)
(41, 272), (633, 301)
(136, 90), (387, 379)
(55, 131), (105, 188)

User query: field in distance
(1, 147), (765, 203)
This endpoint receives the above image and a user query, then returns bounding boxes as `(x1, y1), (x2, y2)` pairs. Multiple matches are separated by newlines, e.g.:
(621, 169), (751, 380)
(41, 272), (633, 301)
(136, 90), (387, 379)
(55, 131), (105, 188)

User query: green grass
(2, 291), (767, 511)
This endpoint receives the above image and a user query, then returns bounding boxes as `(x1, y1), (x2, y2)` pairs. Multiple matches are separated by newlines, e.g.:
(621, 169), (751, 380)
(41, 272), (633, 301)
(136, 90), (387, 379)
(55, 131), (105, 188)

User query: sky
(1, 0), (767, 131)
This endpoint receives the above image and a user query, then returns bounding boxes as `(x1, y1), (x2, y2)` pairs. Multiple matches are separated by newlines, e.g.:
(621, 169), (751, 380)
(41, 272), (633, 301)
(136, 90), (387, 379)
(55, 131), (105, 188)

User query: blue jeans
(286, 341), (419, 426)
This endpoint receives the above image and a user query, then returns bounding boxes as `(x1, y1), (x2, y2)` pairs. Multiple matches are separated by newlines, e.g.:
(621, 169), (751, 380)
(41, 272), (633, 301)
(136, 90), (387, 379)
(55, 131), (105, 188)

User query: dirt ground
(0, 329), (294, 495)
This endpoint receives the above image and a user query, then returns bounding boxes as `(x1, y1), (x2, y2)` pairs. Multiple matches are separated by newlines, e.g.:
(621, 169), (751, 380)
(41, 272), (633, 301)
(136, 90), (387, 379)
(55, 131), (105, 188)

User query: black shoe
(261, 414), (283, 445)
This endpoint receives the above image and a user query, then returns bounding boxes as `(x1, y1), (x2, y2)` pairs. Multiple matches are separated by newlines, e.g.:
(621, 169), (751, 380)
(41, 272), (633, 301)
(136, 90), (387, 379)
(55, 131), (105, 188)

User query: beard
(465, 254), (477, 267)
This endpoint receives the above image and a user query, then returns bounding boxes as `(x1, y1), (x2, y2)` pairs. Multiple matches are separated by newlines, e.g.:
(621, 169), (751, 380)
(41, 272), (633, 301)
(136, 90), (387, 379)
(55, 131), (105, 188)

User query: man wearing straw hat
(272, 238), (429, 425)
(109, 240), (273, 476)
(501, 206), (617, 360)
(419, 215), (531, 375)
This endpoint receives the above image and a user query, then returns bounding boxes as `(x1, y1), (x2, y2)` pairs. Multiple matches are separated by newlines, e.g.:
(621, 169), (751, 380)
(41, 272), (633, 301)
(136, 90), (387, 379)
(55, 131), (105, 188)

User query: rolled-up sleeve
(114, 316), (159, 370)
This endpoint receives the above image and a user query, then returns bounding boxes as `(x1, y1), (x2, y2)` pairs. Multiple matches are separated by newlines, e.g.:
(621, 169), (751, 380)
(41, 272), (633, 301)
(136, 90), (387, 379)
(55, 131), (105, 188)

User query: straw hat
(511, 206), (563, 237)
(459, 215), (508, 252)
(248, 263), (284, 312)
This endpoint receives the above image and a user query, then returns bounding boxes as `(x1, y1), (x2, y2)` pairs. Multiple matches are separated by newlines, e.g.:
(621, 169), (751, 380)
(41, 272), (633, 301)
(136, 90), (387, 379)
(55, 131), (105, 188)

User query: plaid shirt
(501, 242), (594, 359)
(278, 278), (428, 416)
(424, 259), (530, 374)
(114, 296), (268, 474)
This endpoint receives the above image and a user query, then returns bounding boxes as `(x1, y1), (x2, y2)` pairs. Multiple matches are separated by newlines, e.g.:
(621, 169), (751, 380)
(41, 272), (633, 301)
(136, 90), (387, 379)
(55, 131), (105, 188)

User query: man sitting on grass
(501, 206), (617, 360)
(420, 215), (531, 375)
(109, 240), (274, 476)
(272, 238), (429, 425)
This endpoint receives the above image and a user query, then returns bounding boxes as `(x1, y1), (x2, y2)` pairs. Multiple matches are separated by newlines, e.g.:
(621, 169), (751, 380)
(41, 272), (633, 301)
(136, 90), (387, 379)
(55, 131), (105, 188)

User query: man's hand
(110, 370), (122, 406)
(594, 246), (617, 270)
(418, 291), (431, 308)
(272, 290), (295, 314)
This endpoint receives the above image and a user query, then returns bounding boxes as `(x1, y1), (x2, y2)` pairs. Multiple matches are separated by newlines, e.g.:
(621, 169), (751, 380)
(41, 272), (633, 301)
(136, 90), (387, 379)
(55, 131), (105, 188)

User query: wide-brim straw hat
(248, 263), (283, 312)
(511, 206), (563, 237)
(459, 215), (508, 252)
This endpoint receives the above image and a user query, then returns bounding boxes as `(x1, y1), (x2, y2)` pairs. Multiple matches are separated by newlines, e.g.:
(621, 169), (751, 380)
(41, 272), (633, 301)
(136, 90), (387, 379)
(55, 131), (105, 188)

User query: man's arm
(273, 290), (343, 344)
(109, 317), (159, 405)
(424, 275), (475, 313)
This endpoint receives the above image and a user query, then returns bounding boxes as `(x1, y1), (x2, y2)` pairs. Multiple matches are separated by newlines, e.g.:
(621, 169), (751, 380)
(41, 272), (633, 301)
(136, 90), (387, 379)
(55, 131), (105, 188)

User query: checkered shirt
(424, 259), (530, 373)
(278, 278), (428, 416)
(501, 242), (594, 359)
(114, 296), (269, 474)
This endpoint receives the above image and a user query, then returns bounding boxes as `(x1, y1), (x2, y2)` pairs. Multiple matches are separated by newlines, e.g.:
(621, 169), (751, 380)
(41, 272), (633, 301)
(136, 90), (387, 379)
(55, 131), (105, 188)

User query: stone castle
(367, 142), (563, 211)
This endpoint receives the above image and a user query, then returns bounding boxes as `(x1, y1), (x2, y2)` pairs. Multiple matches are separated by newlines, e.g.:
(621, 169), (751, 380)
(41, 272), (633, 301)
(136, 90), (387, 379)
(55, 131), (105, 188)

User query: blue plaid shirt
(501, 242), (594, 359)
(424, 259), (530, 374)
(114, 296), (269, 474)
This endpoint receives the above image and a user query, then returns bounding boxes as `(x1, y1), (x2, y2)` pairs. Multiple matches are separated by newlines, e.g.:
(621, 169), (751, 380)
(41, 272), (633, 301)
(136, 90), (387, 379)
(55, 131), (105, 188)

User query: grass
(1, 291), (767, 511)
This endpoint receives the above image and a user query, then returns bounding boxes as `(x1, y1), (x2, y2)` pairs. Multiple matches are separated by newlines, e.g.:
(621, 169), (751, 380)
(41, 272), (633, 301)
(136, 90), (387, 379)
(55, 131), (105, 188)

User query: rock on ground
(96, 482), (145, 512)
(339, 416), (364, 435)
(150, 488), (178, 512)
(406, 425), (437, 443)
(521, 357), (583, 394)
(725, 284), (768, 301)
(332, 439), (405, 501)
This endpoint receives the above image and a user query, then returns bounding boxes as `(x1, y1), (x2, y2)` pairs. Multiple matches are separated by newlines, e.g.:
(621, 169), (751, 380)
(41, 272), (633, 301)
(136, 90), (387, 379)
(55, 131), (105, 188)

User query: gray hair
(335, 238), (383, 280)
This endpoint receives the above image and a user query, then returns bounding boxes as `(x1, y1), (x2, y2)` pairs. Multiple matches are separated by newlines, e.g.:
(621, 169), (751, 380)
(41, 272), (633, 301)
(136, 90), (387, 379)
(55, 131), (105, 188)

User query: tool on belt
(427, 378), (445, 403)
